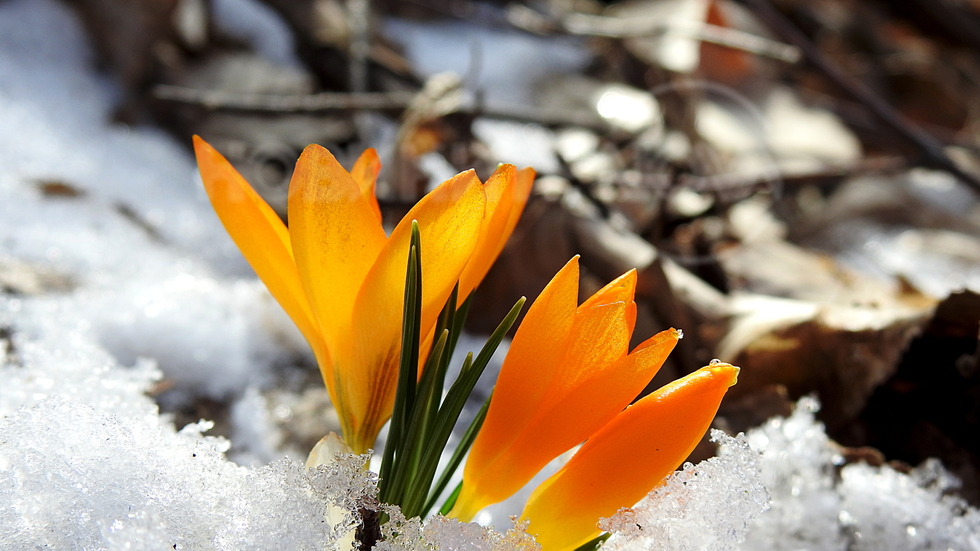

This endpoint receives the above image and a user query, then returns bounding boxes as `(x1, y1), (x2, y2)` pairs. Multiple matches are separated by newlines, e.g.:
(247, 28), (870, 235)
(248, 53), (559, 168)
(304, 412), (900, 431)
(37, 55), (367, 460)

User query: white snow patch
(739, 398), (980, 551)
(602, 431), (770, 551)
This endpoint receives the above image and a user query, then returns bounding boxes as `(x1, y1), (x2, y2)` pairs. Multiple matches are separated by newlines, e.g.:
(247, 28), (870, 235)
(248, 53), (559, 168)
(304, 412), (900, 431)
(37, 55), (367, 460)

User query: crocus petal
(501, 328), (679, 485)
(457, 164), (516, 300)
(503, 167), (535, 244)
(576, 269), (638, 336)
(452, 257), (580, 520)
(478, 257), (580, 434)
(578, 270), (636, 310)
(287, 144), (388, 392)
(341, 170), (486, 453)
(350, 148), (383, 223)
(423, 164), (532, 366)
(192, 136), (330, 370)
(454, 259), (660, 520)
(521, 362), (740, 551)
(551, 300), (632, 395)
(460, 300), (630, 508)
(454, 284), (645, 516)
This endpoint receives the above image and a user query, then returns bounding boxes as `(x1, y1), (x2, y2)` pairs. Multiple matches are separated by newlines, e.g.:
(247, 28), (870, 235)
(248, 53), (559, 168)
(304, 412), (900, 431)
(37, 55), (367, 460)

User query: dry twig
(153, 84), (609, 130)
(505, 4), (801, 63)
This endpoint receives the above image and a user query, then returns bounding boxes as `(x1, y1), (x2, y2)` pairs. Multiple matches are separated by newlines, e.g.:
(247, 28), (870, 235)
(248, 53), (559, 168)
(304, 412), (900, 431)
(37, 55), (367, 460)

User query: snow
(1, 0), (979, 550)
(0, 293), (358, 550)
(739, 398), (980, 551)
(0, 0), (307, 407)
(212, 0), (301, 68)
(601, 431), (770, 551)
(601, 399), (980, 551)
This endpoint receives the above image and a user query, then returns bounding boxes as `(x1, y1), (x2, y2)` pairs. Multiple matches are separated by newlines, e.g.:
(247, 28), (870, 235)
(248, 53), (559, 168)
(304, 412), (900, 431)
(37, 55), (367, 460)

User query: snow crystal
(0, 399), (335, 550)
(739, 397), (847, 551)
(738, 398), (980, 551)
(228, 386), (290, 466)
(839, 460), (980, 551)
(0, 0), (311, 408)
(601, 431), (770, 551)
(0, 291), (360, 550)
(375, 510), (540, 551)
(599, 399), (980, 551)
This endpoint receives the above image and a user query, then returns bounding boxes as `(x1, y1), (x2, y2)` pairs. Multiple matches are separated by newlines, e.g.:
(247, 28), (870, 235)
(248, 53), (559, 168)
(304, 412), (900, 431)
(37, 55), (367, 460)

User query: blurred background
(4, 0), (980, 511)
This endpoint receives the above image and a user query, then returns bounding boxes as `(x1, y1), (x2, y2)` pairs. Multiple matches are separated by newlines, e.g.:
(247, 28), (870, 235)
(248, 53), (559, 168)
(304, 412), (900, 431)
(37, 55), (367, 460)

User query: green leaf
(391, 328), (449, 505)
(446, 293), (471, 372)
(379, 222), (526, 519)
(439, 482), (464, 517)
(429, 286), (460, 431)
(573, 533), (610, 551)
(379, 221), (423, 502)
(401, 297), (525, 516)
(423, 391), (492, 517)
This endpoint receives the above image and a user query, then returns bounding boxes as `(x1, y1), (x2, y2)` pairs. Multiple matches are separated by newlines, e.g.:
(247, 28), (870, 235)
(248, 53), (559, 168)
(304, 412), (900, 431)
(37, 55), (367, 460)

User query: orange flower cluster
(194, 138), (737, 551)
(194, 137), (532, 453)
(449, 257), (738, 550)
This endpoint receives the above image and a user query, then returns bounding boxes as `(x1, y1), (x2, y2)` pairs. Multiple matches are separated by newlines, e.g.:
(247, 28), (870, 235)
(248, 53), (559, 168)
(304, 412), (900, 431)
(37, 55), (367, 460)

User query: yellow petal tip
(705, 360), (739, 386)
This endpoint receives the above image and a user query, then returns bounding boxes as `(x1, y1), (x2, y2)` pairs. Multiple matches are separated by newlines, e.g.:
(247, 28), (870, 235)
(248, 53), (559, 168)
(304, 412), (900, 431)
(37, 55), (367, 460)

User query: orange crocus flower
(521, 361), (739, 550)
(193, 137), (533, 453)
(450, 256), (738, 551)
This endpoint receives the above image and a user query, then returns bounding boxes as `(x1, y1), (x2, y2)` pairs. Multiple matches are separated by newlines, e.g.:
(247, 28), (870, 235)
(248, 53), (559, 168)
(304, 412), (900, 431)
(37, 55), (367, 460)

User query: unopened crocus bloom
(451, 256), (738, 550)
(193, 137), (533, 453)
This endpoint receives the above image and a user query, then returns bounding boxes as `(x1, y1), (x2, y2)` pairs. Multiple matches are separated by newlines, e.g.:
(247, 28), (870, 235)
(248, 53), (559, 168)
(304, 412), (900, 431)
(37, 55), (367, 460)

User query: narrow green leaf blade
(439, 482), (464, 517)
(379, 221), (423, 503)
(404, 297), (525, 515)
(422, 391), (492, 517)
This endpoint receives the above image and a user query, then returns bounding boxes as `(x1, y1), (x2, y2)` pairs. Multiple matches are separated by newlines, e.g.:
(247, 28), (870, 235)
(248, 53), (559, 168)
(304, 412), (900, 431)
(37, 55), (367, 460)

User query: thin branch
(506, 4), (800, 63)
(675, 156), (908, 194)
(152, 84), (415, 112)
(473, 102), (608, 131)
(618, 156), (907, 195)
(152, 84), (609, 130)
